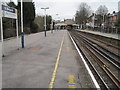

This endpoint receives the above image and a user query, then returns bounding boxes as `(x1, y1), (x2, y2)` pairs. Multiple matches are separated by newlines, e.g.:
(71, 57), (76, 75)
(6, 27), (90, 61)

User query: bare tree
(96, 5), (108, 15)
(75, 2), (91, 28)
(96, 5), (108, 30)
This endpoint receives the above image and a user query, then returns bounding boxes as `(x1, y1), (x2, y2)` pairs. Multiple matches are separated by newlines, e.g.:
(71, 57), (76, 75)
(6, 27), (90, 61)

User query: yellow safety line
(68, 75), (77, 89)
(49, 35), (65, 89)
(67, 46), (70, 52)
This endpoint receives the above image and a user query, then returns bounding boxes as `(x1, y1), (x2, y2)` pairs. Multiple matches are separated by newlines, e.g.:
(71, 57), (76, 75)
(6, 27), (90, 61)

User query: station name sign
(2, 4), (17, 19)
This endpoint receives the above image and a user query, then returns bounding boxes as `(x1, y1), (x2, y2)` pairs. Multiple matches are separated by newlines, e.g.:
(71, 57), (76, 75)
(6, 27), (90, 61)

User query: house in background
(107, 12), (118, 28)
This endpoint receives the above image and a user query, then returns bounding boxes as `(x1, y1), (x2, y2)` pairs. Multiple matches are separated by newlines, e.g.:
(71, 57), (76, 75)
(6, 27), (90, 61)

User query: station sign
(2, 4), (17, 19)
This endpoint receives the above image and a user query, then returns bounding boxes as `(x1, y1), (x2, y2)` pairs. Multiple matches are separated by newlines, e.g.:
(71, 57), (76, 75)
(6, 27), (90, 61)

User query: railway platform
(2, 30), (97, 88)
(77, 29), (120, 40)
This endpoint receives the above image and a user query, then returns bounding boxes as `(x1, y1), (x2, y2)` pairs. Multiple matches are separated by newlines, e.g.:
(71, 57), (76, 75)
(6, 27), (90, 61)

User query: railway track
(75, 30), (120, 51)
(69, 31), (120, 89)
(75, 30), (120, 69)
(75, 30), (120, 58)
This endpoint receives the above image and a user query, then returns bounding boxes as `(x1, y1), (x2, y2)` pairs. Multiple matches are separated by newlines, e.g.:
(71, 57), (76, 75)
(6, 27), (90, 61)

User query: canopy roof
(55, 23), (67, 26)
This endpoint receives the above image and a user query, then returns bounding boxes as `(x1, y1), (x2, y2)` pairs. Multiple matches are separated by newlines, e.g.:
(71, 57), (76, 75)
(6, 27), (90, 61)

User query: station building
(54, 19), (80, 30)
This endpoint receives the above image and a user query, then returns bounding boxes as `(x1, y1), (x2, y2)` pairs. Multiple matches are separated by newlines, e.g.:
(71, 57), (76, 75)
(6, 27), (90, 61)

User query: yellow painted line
(49, 35), (65, 89)
(66, 46), (71, 52)
(68, 75), (77, 89)
(74, 52), (78, 56)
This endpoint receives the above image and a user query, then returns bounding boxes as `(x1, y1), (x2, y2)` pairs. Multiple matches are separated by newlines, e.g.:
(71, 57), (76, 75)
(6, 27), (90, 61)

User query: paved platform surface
(77, 29), (120, 40)
(2, 30), (94, 88)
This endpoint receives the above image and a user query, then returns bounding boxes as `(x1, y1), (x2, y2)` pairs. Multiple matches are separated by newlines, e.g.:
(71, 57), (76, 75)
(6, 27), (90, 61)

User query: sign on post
(1, 3), (19, 56)
(2, 4), (17, 19)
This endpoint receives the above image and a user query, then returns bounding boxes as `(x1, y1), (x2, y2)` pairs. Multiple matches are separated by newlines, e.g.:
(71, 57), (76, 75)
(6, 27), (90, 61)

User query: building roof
(64, 19), (75, 24)
(55, 23), (67, 26)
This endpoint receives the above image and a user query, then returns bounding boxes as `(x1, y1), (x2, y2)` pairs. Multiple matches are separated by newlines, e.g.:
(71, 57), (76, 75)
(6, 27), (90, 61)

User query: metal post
(103, 15), (104, 31)
(0, 1), (2, 42)
(0, 1), (4, 57)
(93, 13), (95, 30)
(0, 1), (2, 88)
(51, 20), (53, 33)
(16, 18), (19, 50)
(1, 17), (4, 57)
(56, 14), (59, 31)
(45, 9), (46, 37)
(21, 0), (24, 48)
(41, 7), (49, 37)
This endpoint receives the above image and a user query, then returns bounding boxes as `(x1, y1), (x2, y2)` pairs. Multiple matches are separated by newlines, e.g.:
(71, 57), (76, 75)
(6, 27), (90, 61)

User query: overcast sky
(3, 0), (120, 20)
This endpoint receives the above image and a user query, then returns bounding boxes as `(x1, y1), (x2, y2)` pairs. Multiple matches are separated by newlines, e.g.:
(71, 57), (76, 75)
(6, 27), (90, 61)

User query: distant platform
(76, 29), (120, 40)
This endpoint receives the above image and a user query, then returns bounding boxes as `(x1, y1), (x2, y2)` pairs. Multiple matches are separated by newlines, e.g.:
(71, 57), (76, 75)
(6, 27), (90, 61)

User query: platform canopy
(55, 23), (67, 26)
(64, 19), (75, 25)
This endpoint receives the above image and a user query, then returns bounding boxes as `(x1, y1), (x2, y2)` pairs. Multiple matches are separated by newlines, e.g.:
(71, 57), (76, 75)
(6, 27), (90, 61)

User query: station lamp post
(21, 0), (24, 48)
(41, 7), (49, 37)
(55, 14), (59, 30)
(51, 19), (54, 33)
(0, 1), (2, 87)
(103, 14), (105, 30)
(93, 13), (95, 29)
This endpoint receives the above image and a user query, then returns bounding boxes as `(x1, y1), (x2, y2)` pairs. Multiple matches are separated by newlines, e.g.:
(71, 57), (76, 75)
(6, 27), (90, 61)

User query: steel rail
(76, 31), (120, 59)
(76, 30), (120, 50)
(70, 31), (120, 88)
(75, 31), (120, 68)
(69, 32), (109, 89)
